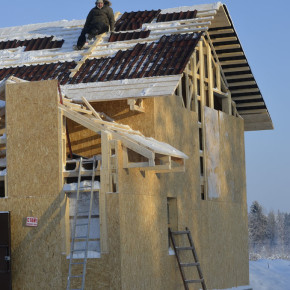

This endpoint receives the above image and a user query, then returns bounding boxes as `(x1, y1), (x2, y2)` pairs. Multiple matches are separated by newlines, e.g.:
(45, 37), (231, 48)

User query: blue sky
(1, 1), (289, 212)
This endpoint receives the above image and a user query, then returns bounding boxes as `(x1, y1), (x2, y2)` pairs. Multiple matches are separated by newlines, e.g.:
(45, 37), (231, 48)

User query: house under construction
(0, 2), (272, 290)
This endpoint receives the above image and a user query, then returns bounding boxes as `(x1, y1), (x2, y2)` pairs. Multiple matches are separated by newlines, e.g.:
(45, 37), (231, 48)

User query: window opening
(200, 157), (204, 176)
(68, 191), (100, 258)
(167, 197), (177, 254)
(214, 94), (223, 111)
(201, 185), (205, 200)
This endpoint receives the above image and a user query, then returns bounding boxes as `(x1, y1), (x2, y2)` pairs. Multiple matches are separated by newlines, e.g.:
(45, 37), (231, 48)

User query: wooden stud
(206, 40), (214, 108)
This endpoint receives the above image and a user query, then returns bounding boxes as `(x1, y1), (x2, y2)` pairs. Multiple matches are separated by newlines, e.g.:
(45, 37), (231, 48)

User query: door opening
(0, 212), (11, 290)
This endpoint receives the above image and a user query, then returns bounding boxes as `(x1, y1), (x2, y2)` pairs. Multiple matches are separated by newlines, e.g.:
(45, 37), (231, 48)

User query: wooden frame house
(0, 2), (272, 290)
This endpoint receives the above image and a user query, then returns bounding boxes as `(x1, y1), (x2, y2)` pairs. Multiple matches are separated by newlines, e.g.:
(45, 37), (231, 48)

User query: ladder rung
(75, 222), (88, 226)
(77, 210), (89, 214)
(180, 262), (200, 267)
(74, 236), (87, 239)
(70, 275), (83, 278)
(171, 230), (190, 235)
(176, 246), (193, 251)
(185, 279), (204, 283)
(72, 249), (86, 252)
(71, 262), (85, 265)
(77, 198), (90, 201)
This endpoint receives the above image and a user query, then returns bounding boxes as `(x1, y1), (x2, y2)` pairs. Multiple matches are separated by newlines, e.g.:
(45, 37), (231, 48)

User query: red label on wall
(26, 217), (38, 227)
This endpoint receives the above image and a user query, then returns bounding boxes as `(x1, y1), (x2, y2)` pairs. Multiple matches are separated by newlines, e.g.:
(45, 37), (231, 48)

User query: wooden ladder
(66, 156), (98, 290)
(169, 227), (207, 290)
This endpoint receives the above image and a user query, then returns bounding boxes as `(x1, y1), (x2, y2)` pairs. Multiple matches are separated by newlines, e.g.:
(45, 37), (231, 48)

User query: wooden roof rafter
(59, 96), (188, 173)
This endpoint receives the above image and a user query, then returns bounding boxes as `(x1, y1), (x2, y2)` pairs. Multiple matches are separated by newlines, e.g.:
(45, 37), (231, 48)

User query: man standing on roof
(75, 0), (115, 50)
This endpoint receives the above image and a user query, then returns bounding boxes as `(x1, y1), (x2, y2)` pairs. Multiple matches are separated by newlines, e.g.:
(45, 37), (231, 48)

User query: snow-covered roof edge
(161, 2), (222, 14)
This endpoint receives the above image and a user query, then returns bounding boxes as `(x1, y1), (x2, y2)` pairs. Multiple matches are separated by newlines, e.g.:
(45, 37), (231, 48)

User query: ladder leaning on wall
(66, 156), (98, 290)
(169, 227), (207, 290)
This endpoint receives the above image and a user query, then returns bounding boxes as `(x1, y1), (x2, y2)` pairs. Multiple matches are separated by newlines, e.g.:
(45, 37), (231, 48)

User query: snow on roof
(161, 2), (222, 14)
(62, 75), (181, 101)
(0, 3), (273, 131)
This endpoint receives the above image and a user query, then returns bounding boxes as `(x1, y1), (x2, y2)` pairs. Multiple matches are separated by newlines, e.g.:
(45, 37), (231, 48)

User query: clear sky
(0, 1), (289, 212)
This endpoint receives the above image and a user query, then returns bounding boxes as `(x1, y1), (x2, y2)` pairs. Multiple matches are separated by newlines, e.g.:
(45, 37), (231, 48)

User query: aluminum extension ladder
(169, 227), (207, 290)
(67, 156), (97, 290)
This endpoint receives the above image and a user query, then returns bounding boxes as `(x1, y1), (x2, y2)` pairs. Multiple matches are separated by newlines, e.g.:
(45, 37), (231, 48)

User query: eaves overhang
(208, 3), (273, 131)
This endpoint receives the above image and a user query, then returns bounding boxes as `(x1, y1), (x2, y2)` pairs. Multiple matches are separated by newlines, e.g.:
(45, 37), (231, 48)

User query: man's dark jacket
(84, 0), (115, 31)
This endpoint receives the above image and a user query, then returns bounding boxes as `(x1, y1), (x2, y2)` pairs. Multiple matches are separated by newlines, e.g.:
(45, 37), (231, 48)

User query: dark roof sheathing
(0, 33), (200, 85)
(157, 10), (197, 22)
(71, 33), (201, 83)
(0, 61), (76, 85)
(108, 30), (151, 42)
(115, 10), (161, 32)
(0, 36), (64, 51)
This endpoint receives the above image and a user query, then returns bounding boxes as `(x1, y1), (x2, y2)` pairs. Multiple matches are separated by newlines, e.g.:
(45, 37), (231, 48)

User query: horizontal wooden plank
(220, 59), (247, 66)
(208, 28), (234, 35)
(62, 75), (181, 102)
(236, 102), (265, 108)
(232, 95), (262, 101)
(223, 66), (250, 73)
(213, 44), (241, 50)
(238, 108), (268, 114)
(211, 36), (237, 42)
(231, 88), (259, 93)
(244, 121), (274, 131)
(216, 51), (244, 58)
(229, 81), (256, 86)
(225, 74), (254, 80)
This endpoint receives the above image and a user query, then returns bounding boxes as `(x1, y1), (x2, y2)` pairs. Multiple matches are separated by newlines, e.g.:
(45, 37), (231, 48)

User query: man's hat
(96, 0), (103, 3)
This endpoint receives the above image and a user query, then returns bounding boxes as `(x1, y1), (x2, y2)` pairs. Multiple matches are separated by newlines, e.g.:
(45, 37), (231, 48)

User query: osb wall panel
(219, 112), (246, 204)
(118, 166), (176, 289)
(116, 95), (249, 289)
(206, 202), (249, 289)
(204, 107), (246, 204)
(0, 196), (63, 289)
(1, 80), (66, 289)
(6, 80), (61, 197)
(66, 98), (155, 158)
(60, 193), (122, 290)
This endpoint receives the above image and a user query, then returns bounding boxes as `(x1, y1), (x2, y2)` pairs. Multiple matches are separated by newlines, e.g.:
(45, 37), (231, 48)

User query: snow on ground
(212, 259), (290, 290)
(249, 259), (290, 290)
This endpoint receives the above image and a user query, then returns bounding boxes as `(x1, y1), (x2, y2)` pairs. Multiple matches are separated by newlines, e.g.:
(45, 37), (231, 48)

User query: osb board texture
(66, 99), (155, 157)
(6, 80), (61, 197)
(0, 196), (64, 289)
(204, 106), (246, 203)
(116, 96), (249, 289)
(60, 193), (122, 290)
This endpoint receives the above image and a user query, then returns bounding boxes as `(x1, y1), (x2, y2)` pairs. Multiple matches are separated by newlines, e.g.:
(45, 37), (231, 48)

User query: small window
(198, 100), (202, 123)
(201, 185), (205, 200)
(167, 197), (177, 254)
(200, 157), (204, 176)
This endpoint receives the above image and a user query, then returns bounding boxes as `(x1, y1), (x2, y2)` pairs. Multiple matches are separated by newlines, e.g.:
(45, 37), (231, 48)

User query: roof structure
(0, 2), (273, 130)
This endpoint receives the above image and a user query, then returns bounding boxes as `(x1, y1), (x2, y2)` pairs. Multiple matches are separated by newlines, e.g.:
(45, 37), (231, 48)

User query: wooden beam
(238, 109), (268, 114)
(229, 81), (256, 86)
(214, 44), (241, 50)
(211, 36), (237, 43)
(208, 28), (234, 35)
(225, 74), (253, 80)
(217, 51), (244, 58)
(232, 95), (262, 101)
(206, 41), (214, 108)
(220, 59), (247, 66)
(82, 97), (102, 120)
(236, 102), (265, 108)
(223, 66), (250, 73)
(231, 88), (260, 93)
